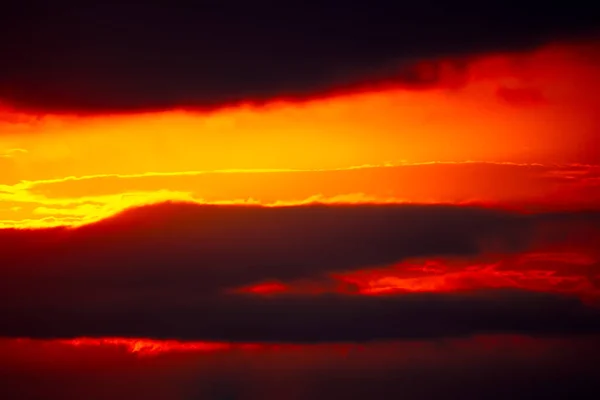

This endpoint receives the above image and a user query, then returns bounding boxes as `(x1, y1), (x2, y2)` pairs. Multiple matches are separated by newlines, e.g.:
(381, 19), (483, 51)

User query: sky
(1, 1), (600, 399)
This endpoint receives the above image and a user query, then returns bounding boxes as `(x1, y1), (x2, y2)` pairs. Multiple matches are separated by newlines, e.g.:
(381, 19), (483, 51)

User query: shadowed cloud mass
(1, 335), (599, 399)
(0, 1), (598, 113)
(1, 202), (599, 342)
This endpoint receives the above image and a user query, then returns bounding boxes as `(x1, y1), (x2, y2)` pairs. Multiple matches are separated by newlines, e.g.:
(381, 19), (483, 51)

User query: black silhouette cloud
(0, 1), (598, 113)
(4, 289), (600, 342)
(1, 202), (599, 342)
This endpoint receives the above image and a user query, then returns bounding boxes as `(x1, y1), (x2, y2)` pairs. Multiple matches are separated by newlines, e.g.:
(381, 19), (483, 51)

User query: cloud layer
(1, 3), (599, 398)
(1, 335), (598, 400)
(0, 2), (598, 113)
(1, 202), (599, 341)
(2, 161), (600, 228)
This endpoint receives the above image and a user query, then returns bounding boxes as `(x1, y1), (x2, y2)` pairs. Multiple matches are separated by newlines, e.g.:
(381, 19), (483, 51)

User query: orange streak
(2, 162), (600, 228)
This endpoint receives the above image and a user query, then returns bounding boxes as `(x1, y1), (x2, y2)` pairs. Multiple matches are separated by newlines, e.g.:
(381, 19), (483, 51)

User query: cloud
(337, 251), (600, 300)
(1, 202), (600, 341)
(4, 289), (600, 342)
(2, 40), (600, 184)
(0, 2), (598, 113)
(2, 162), (600, 228)
(1, 335), (599, 400)
(0, 202), (544, 292)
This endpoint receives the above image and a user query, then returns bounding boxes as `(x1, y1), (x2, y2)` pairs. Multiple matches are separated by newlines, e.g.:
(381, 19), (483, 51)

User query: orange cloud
(1, 161), (600, 227)
(0, 39), (598, 228)
(1, 41), (599, 181)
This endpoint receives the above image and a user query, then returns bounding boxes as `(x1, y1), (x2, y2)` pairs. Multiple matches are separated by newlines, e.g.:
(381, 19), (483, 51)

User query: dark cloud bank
(1, 202), (600, 342)
(0, 1), (598, 113)
(2, 336), (599, 400)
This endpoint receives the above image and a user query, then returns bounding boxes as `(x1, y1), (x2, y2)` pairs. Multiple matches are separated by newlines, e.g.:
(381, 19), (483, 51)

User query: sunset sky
(1, 1), (600, 399)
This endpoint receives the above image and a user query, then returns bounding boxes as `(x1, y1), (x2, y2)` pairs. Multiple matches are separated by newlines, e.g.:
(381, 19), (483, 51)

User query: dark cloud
(1, 336), (599, 400)
(0, 1), (598, 113)
(0, 202), (553, 296)
(3, 289), (600, 341)
(1, 202), (600, 341)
